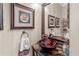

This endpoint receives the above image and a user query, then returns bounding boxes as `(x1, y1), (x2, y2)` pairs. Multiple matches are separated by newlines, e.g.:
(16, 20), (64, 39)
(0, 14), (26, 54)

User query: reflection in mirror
(42, 3), (70, 56)
(45, 3), (70, 37)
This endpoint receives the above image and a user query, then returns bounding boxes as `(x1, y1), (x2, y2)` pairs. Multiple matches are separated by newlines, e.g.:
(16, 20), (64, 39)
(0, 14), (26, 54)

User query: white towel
(18, 32), (30, 56)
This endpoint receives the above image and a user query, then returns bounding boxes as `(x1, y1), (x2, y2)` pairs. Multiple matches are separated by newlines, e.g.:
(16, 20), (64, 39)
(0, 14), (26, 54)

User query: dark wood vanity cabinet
(32, 36), (69, 56)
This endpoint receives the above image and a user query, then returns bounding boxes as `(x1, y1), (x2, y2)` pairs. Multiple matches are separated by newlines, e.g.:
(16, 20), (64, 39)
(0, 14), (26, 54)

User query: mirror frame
(41, 3), (70, 36)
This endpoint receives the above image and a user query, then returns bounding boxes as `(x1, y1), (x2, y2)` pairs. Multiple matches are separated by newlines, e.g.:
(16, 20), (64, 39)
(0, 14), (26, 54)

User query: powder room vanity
(32, 35), (69, 56)
(32, 3), (70, 56)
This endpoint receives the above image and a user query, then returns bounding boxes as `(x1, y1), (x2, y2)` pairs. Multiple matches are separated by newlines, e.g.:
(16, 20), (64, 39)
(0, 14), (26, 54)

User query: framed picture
(0, 3), (3, 30)
(48, 15), (55, 28)
(55, 17), (60, 28)
(11, 3), (35, 29)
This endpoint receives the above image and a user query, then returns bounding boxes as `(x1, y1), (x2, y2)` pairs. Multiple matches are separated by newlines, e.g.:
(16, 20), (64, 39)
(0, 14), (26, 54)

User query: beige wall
(0, 3), (42, 56)
(70, 3), (79, 56)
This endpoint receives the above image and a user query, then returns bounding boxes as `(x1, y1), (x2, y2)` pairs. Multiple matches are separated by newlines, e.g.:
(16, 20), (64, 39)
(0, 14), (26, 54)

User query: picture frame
(0, 3), (3, 30)
(55, 17), (60, 28)
(48, 15), (55, 28)
(11, 3), (35, 29)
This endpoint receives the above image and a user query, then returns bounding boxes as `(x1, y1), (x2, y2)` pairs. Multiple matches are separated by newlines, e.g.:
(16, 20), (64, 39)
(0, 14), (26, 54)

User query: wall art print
(48, 15), (55, 28)
(55, 17), (60, 28)
(0, 3), (3, 30)
(11, 3), (35, 29)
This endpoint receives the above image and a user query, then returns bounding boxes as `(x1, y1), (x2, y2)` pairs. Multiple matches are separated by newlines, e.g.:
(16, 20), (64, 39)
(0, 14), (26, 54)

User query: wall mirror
(41, 3), (70, 36)
(40, 3), (70, 56)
